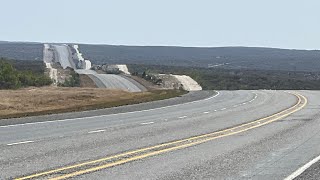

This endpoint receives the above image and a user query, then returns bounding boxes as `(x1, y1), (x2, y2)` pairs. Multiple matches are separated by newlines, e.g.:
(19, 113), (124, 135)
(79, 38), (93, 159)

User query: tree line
(58, 71), (80, 87)
(128, 64), (320, 90)
(0, 58), (52, 89)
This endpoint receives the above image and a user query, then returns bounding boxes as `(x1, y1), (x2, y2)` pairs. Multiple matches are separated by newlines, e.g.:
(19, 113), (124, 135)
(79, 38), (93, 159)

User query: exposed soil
(129, 75), (164, 90)
(79, 74), (97, 88)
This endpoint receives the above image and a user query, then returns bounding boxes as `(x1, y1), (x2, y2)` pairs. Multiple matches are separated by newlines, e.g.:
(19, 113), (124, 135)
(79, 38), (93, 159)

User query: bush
(0, 58), (52, 89)
(32, 74), (52, 87)
(59, 71), (80, 87)
(128, 64), (320, 90)
(0, 60), (20, 89)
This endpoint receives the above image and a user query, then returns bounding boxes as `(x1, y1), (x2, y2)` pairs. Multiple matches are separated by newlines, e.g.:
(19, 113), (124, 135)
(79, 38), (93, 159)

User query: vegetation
(79, 44), (320, 72)
(132, 71), (163, 85)
(0, 87), (186, 119)
(128, 64), (320, 90)
(59, 71), (80, 87)
(9, 59), (47, 74)
(0, 58), (52, 89)
(0, 42), (43, 61)
(2, 42), (320, 72)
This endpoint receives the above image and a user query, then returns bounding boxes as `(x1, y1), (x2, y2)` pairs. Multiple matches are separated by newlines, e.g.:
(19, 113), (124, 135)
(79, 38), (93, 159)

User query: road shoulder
(0, 90), (215, 126)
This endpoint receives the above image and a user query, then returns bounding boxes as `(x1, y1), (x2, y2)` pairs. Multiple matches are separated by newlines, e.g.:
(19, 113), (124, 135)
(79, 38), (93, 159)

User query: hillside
(1, 42), (320, 72)
(0, 42), (43, 60)
(79, 45), (320, 72)
(128, 64), (320, 90)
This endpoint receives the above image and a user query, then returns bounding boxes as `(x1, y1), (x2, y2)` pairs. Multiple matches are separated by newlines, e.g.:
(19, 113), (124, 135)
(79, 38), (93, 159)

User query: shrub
(0, 58), (52, 89)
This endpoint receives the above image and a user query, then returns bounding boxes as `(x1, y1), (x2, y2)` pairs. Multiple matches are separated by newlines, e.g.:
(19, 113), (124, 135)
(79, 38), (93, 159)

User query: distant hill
(0, 42), (43, 61)
(79, 45), (320, 72)
(1, 41), (320, 72)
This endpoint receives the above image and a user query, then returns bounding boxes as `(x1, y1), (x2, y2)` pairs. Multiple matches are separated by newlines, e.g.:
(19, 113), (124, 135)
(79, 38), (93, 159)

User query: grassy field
(0, 87), (186, 119)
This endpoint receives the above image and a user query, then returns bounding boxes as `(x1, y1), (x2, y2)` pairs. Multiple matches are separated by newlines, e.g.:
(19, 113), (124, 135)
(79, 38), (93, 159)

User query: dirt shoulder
(0, 87), (186, 119)
(79, 74), (97, 88)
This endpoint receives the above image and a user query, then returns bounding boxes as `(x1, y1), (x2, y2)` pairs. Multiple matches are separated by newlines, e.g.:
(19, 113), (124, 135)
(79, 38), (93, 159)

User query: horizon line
(0, 40), (318, 51)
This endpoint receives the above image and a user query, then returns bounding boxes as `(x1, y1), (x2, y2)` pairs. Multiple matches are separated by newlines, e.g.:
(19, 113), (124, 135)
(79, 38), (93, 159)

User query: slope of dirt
(79, 74), (97, 88)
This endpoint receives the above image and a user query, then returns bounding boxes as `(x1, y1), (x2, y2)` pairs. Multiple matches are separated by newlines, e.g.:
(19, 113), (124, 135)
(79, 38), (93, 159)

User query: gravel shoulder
(295, 160), (320, 180)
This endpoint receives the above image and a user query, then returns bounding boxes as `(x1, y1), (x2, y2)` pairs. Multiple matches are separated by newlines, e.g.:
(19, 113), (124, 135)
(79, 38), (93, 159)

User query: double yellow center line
(16, 92), (307, 180)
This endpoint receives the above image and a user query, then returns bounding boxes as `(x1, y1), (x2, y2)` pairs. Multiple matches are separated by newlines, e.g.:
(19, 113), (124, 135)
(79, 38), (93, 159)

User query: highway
(0, 90), (319, 179)
(92, 74), (144, 92)
(52, 45), (75, 69)
(52, 44), (145, 92)
(75, 69), (144, 92)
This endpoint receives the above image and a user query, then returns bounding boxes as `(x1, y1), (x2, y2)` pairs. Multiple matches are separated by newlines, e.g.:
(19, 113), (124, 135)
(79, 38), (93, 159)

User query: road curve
(52, 44), (145, 92)
(75, 69), (144, 92)
(95, 74), (143, 92)
(1, 90), (320, 179)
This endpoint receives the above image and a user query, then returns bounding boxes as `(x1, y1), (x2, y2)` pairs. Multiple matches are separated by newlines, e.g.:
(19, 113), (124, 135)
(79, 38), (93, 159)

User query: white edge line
(88, 129), (106, 134)
(284, 154), (320, 180)
(140, 122), (155, 125)
(0, 91), (220, 128)
(7, 140), (34, 146)
(203, 112), (209, 114)
(179, 116), (188, 119)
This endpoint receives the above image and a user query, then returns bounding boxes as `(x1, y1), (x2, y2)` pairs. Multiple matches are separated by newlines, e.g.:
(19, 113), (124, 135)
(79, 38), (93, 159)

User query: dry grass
(129, 76), (163, 90)
(0, 87), (186, 119)
(79, 74), (97, 88)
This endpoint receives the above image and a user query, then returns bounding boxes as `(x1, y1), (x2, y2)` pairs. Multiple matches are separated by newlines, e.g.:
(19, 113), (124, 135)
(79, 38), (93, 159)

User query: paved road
(52, 45), (75, 69)
(1, 90), (320, 179)
(0, 91), (213, 126)
(75, 69), (144, 92)
(53, 44), (145, 92)
(93, 74), (143, 92)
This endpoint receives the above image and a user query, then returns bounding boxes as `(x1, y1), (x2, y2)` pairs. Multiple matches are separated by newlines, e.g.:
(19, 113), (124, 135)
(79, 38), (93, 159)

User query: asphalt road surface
(92, 74), (144, 92)
(52, 44), (145, 92)
(75, 69), (144, 92)
(1, 90), (320, 179)
(52, 45), (75, 69)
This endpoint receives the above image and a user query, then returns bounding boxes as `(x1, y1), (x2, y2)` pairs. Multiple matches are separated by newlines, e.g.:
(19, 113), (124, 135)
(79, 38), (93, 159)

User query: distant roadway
(52, 45), (144, 92)
(52, 44), (75, 69)
(75, 69), (144, 92)
(1, 90), (320, 179)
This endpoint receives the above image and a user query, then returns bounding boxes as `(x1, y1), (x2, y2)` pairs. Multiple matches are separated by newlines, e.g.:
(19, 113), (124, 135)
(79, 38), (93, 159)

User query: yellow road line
(15, 92), (307, 180)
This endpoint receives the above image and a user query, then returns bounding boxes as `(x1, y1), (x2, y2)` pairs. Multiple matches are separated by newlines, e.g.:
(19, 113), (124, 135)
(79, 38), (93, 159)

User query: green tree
(18, 71), (34, 86)
(0, 60), (20, 89)
(0, 58), (52, 89)
(59, 71), (80, 87)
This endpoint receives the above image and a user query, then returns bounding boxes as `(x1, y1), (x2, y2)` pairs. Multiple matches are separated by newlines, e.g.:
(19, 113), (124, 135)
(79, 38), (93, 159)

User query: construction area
(43, 44), (202, 92)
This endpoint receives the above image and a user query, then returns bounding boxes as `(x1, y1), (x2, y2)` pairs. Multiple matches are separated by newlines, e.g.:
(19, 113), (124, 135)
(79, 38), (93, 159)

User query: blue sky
(0, 0), (319, 49)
